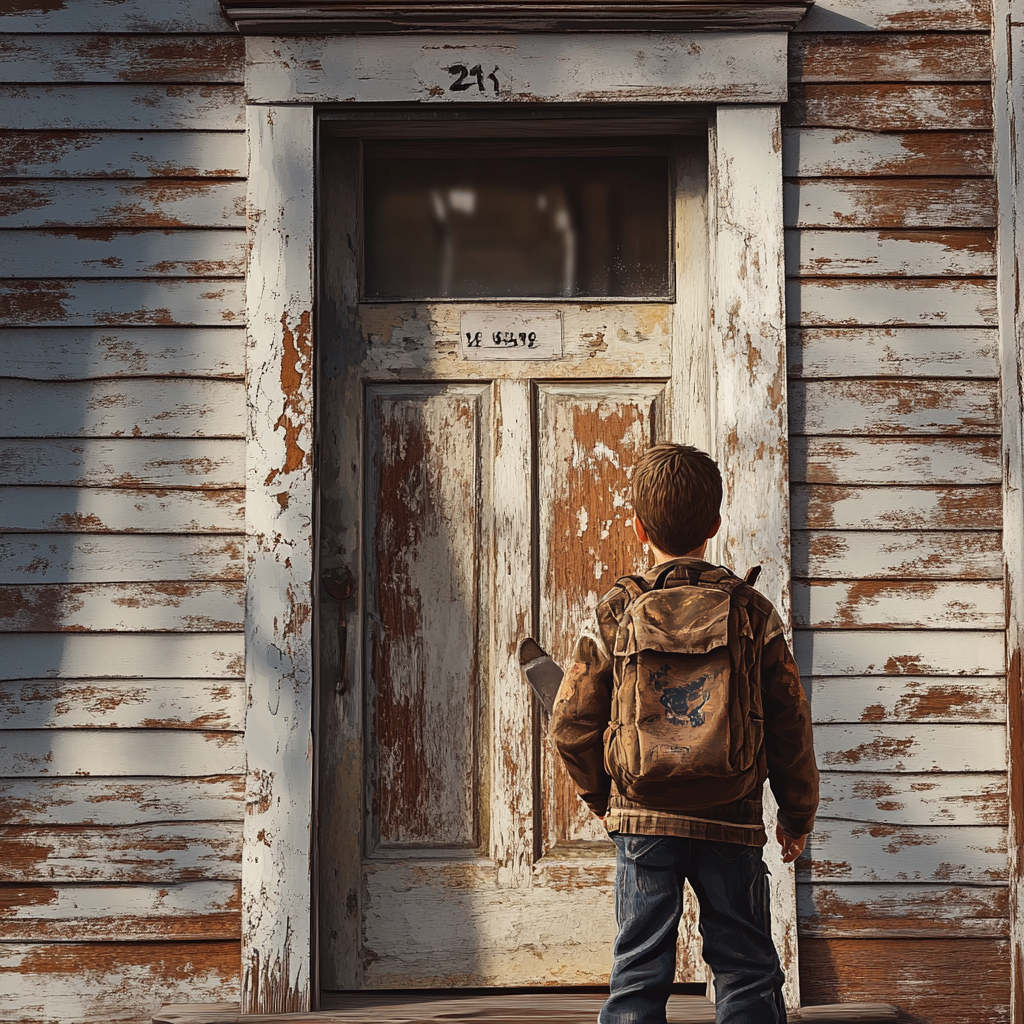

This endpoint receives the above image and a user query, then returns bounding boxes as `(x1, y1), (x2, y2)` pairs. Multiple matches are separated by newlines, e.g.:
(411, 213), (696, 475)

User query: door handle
(322, 564), (356, 694)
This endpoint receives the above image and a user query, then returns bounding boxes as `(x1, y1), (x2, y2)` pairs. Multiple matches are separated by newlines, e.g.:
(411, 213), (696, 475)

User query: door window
(362, 139), (671, 300)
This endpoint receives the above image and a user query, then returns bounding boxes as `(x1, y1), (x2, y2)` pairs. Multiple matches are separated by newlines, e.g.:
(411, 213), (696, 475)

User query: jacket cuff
(777, 809), (814, 837)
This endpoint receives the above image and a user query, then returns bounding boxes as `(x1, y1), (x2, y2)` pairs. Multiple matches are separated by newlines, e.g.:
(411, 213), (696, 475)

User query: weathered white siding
(787, 2), (1009, 1021)
(0, 2), (245, 1020)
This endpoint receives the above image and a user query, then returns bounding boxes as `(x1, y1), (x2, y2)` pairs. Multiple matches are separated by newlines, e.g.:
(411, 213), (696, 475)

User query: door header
(221, 1), (813, 35)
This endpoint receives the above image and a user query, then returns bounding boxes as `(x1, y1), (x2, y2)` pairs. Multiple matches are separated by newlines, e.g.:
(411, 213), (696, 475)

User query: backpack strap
(744, 565), (762, 587)
(615, 574), (650, 605)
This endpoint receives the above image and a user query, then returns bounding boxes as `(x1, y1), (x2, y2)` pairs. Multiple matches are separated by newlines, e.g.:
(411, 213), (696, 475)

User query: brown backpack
(603, 564), (764, 809)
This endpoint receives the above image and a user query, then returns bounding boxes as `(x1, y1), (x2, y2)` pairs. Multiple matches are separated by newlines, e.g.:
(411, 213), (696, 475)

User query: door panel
(318, 132), (711, 990)
(536, 383), (664, 852)
(366, 385), (489, 854)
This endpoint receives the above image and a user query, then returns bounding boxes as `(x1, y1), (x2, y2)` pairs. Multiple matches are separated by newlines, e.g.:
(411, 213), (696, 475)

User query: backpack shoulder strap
(614, 574), (650, 605)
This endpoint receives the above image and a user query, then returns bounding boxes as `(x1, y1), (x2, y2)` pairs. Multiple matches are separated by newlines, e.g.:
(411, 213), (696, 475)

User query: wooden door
(317, 130), (711, 990)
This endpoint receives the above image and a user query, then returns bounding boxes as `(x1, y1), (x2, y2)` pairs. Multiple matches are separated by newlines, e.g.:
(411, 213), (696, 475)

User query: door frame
(236, 26), (798, 1016)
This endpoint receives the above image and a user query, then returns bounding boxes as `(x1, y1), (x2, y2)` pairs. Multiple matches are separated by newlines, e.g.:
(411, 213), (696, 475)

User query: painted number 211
(448, 63), (500, 93)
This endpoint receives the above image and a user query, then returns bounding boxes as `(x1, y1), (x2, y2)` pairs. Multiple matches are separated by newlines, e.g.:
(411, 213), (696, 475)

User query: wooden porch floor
(154, 993), (898, 1024)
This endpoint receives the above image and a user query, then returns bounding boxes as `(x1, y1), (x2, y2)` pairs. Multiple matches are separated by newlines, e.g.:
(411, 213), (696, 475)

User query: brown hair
(631, 443), (722, 556)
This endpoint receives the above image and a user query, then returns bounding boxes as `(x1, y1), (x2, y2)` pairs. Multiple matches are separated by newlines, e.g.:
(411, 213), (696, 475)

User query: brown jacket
(550, 558), (818, 846)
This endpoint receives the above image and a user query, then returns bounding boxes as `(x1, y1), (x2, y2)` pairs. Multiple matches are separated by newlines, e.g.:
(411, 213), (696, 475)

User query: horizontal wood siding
(786, 4), (1008, 1019)
(0, 3), (244, 1020)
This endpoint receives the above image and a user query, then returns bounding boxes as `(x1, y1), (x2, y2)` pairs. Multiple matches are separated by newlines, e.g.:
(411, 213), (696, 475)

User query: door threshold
(154, 995), (897, 1024)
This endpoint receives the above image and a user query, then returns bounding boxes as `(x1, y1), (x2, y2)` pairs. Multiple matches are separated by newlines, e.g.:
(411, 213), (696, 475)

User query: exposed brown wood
(0, 327), (244, 380)
(1, 941), (240, 1024)
(0, 180), (245, 229)
(0, 581), (244, 632)
(0, 131), (245, 179)
(819, 771), (1008, 826)
(789, 438), (1001, 485)
(0, 823), (241, 882)
(785, 229), (996, 277)
(788, 327), (999, 379)
(0, 230), (247, 279)
(790, 33), (993, 83)
(794, 1), (991, 33)
(0, 775), (244, 826)
(793, 530), (1003, 579)
(792, 485), (1002, 530)
(0, 84), (245, 131)
(799, 939), (1009, 1024)
(785, 180), (996, 229)
(799, 822), (1007, 883)
(0, 440), (244, 488)
(784, 83), (993, 130)
(782, 129), (993, 177)
(0, 677), (244, 730)
(798, 882), (1009, 938)
(0, 535), (244, 583)
(814, 723), (1006, 772)
(0, 880), (241, 941)
(0, 380), (244, 437)
(790, 379), (999, 435)
(0, 35), (243, 84)
(0, 488), (245, 534)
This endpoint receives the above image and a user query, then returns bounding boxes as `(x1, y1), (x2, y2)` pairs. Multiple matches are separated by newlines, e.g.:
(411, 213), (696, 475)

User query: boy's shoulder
(595, 558), (784, 643)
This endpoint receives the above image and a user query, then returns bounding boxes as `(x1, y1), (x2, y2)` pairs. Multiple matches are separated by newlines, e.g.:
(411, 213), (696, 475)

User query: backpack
(602, 563), (764, 809)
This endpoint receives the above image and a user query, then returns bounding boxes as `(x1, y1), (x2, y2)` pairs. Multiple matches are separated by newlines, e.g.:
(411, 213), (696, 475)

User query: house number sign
(459, 309), (563, 360)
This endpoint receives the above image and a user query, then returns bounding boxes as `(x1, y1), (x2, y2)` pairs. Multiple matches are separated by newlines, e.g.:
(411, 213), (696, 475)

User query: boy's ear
(632, 517), (649, 545)
(706, 517), (722, 540)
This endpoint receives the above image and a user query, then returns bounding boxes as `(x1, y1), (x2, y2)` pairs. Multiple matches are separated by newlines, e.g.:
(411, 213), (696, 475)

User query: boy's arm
(760, 628), (819, 838)
(549, 607), (617, 818)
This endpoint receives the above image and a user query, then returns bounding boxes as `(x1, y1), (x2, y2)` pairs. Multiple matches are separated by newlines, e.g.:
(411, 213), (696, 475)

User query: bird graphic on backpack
(648, 663), (712, 728)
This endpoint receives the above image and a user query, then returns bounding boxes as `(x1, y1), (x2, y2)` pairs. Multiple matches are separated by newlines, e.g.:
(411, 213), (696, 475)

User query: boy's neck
(649, 541), (708, 566)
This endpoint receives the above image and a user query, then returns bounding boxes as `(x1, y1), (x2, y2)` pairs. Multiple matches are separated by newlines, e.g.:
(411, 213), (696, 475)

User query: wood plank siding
(0, 3), (245, 1021)
(0, 1), (1013, 1022)
(787, 3), (1009, 1020)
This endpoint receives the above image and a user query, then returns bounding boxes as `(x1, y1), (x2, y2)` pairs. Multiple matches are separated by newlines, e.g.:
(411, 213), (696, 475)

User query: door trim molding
(242, 34), (795, 1016)
(221, 1), (813, 35)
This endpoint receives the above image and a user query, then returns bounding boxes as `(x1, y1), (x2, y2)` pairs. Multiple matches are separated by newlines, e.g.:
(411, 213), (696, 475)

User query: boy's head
(631, 443), (722, 557)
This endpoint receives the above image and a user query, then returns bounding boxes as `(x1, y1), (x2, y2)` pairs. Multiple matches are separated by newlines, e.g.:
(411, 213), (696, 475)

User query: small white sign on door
(459, 309), (563, 360)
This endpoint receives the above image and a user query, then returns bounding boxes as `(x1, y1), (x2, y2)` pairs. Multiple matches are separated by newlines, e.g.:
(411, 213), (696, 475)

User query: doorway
(315, 110), (713, 992)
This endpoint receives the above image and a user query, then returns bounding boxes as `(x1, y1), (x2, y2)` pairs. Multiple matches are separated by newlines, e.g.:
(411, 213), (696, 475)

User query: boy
(550, 443), (818, 1024)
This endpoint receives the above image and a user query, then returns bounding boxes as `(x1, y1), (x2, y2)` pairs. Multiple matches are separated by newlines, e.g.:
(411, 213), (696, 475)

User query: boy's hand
(776, 823), (806, 863)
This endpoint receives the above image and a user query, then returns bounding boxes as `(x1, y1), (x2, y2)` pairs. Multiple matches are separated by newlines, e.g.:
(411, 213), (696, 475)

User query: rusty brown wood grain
(790, 437), (1002, 485)
(794, 1), (991, 33)
(790, 379), (1000, 435)
(783, 128), (993, 177)
(0, 880), (241, 941)
(0, 180), (245, 229)
(0, 487), (245, 534)
(787, 327), (999, 379)
(784, 83), (993, 130)
(0, 677), (244, 730)
(0, 440), (244, 488)
(791, 485), (1003, 530)
(1, 940), (241, 1024)
(799, 938), (1009, 1024)
(0, 84), (245, 131)
(797, 882), (1008, 938)
(0, 535), (244, 583)
(785, 179), (996, 229)
(818, 770), (1007, 827)
(0, 34), (243, 84)
(0, 822), (241, 882)
(790, 32), (993, 83)
(0, 776), (244, 826)
(0, 327), (244, 380)
(0, 131), (245, 179)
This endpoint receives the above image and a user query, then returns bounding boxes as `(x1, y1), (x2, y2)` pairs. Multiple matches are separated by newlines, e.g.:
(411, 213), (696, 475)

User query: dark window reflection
(362, 140), (671, 300)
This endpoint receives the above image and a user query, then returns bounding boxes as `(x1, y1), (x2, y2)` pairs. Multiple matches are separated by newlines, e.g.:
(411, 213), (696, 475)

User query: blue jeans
(599, 834), (786, 1024)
